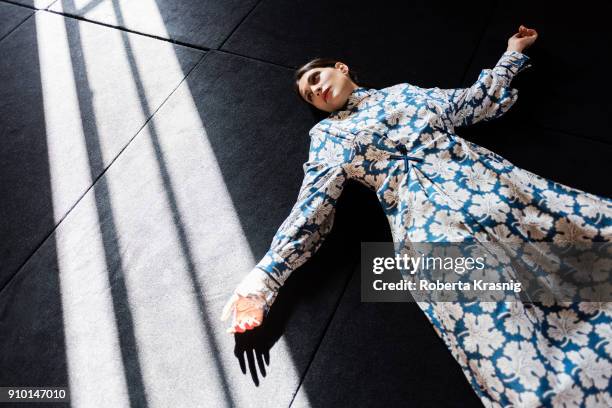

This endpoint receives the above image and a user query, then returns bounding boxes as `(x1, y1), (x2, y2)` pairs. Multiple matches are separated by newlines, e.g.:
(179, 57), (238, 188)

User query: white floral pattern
(235, 51), (612, 407)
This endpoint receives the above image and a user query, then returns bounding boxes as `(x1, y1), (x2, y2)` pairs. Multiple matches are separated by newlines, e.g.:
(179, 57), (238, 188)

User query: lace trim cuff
(234, 267), (281, 314)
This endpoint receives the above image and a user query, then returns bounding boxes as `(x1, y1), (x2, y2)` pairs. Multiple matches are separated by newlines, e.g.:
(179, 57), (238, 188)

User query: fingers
(226, 317), (262, 334)
(223, 293), (265, 334)
(517, 25), (537, 38)
(235, 317), (261, 333)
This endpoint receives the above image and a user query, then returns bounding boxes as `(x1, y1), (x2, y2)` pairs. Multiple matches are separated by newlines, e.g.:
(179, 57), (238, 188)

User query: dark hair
(293, 57), (360, 104)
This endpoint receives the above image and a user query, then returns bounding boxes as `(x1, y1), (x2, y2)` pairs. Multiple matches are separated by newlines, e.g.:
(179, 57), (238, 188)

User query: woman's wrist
(506, 45), (525, 54)
(234, 267), (281, 308)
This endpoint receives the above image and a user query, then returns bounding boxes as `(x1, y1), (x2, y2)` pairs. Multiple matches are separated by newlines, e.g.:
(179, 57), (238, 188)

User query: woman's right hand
(507, 25), (538, 53)
(220, 292), (266, 333)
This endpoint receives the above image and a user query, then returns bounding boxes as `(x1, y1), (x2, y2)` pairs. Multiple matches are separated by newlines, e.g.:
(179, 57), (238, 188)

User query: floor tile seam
(287, 259), (360, 408)
(42, 7), (210, 52)
(0, 51), (209, 298)
(0, 0), (35, 11)
(37, 7), (298, 70)
(0, 3), (35, 42)
(216, 0), (264, 50)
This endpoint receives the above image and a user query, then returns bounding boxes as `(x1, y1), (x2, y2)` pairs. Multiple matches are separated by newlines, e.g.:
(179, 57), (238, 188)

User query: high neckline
(345, 86), (375, 110)
(329, 86), (376, 117)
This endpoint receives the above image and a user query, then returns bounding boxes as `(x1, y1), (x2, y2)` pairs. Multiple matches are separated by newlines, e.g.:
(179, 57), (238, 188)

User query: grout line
(287, 259), (359, 408)
(217, 0), (263, 50)
(0, 5), (35, 43)
(44, 0), (58, 10)
(0, 0), (36, 10)
(2, 0), (295, 71)
(216, 48), (295, 69)
(3, 0), (606, 300)
(39, 7), (296, 70)
(43, 7), (212, 52)
(0, 51), (210, 297)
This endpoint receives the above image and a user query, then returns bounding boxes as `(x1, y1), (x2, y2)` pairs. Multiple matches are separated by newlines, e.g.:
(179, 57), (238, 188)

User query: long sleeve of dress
(439, 50), (532, 128)
(234, 129), (348, 316)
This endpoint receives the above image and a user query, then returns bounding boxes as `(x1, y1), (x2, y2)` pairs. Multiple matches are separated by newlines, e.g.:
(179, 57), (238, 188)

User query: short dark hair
(293, 57), (360, 104)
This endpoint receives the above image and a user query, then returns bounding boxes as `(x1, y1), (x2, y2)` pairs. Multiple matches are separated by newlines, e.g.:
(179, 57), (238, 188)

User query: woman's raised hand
(507, 25), (538, 54)
(220, 292), (266, 334)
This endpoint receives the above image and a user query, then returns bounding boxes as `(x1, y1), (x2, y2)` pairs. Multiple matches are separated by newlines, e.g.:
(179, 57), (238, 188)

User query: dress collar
(329, 86), (377, 117)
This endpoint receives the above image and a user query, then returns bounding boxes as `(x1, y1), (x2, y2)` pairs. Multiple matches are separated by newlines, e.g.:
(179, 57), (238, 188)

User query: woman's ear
(334, 62), (349, 75)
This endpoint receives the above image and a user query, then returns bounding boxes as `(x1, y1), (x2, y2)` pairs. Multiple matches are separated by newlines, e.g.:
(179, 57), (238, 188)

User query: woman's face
(297, 62), (358, 113)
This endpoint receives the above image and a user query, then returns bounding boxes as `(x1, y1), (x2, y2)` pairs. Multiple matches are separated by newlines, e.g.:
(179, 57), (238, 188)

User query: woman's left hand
(221, 292), (265, 334)
(507, 25), (538, 54)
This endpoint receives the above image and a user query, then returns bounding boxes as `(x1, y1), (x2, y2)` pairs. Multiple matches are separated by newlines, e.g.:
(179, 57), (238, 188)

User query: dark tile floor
(0, 1), (32, 40)
(0, 1), (610, 407)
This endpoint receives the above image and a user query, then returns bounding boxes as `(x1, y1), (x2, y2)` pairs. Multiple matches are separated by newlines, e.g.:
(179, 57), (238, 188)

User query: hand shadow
(231, 290), (293, 386)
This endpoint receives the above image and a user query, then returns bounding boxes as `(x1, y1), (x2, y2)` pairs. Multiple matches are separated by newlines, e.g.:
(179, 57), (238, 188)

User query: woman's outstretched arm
(221, 128), (349, 333)
(438, 25), (538, 128)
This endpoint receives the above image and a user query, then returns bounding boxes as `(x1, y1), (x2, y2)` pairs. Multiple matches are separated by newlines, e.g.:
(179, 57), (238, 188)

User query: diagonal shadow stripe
(61, 1), (149, 405)
(106, 0), (239, 405)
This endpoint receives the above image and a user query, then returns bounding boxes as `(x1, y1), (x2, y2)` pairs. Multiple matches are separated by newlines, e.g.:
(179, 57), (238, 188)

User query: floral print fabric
(237, 51), (612, 407)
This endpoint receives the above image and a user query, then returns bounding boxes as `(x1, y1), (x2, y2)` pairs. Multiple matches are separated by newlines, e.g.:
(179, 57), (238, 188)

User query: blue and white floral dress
(234, 51), (612, 407)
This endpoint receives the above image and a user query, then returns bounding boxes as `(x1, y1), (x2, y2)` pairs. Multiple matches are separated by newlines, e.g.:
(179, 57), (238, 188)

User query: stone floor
(0, 1), (610, 407)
